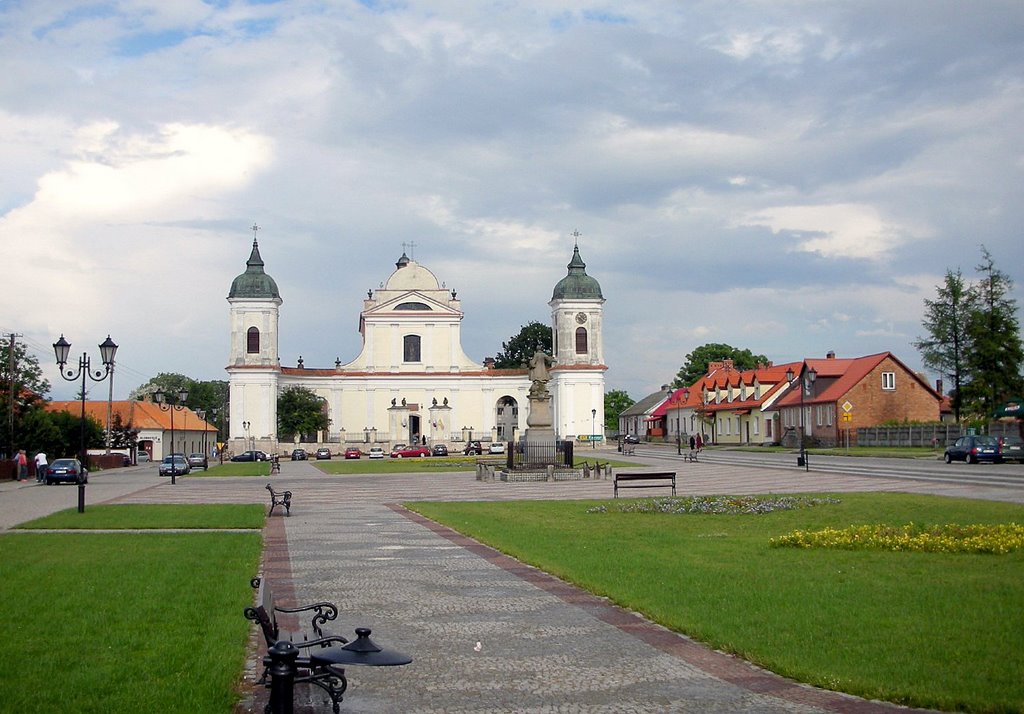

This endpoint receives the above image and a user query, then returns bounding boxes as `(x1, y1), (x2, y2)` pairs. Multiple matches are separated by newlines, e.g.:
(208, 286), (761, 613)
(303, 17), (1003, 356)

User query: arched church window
(575, 327), (588, 354)
(247, 326), (260, 354)
(404, 334), (421, 362)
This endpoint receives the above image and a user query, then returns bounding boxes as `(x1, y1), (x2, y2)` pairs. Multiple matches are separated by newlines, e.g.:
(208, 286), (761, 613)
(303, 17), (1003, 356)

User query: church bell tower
(548, 240), (606, 440)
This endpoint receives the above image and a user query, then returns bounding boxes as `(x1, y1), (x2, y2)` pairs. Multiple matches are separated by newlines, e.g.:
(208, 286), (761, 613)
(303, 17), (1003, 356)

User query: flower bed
(587, 494), (839, 515)
(771, 523), (1024, 554)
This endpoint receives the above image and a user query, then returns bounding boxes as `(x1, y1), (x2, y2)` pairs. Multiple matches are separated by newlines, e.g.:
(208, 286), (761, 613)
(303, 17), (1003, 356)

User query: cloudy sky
(3, 0), (1022, 402)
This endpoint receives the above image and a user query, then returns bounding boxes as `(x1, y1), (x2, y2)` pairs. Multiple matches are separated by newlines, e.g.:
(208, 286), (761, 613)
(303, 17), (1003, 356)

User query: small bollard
(77, 474), (86, 513)
(265, 640), (299, 714)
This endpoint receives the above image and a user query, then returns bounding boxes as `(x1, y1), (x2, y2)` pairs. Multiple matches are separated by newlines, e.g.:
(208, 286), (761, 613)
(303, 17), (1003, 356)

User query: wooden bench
(266, 483), (291, 516)
(614, 471), (676, 497)
(244, 577), (349, 713)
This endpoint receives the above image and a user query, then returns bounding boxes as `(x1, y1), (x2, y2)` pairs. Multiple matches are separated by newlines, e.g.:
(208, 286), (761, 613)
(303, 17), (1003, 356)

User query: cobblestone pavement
(8, 453), (1013, 712)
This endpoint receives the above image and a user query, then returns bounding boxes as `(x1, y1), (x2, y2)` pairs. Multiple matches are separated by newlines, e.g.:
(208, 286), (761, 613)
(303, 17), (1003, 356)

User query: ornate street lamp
(153, 387), (189, 485)
(53, 334), (118, 513)
(786, 366), (817, 471)
(591, 408), (597, 449)
(196, 409), (207, 463)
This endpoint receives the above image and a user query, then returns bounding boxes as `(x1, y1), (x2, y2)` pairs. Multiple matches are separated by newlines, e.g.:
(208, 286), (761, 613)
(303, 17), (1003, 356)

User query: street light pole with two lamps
(53, 334), (118, 513)
(153, 387), (189, 485)
(786, 365), (817, 472)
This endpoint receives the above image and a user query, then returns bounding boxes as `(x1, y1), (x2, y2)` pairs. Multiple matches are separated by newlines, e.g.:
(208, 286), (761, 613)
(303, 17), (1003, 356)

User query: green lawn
(408, 493), (1024, 713)
(17, 503), (266, 529)
(0, 506), (263, 713)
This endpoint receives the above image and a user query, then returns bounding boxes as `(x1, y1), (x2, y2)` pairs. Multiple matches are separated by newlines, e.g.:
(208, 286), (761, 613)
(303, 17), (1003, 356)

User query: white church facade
(226, 241), (606, 453)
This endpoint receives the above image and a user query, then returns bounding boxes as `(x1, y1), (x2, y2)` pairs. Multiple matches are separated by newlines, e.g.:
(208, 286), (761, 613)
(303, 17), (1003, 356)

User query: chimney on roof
(826, 350), (836, 359)
(936, 378), (944, 396)
(484, 357), (495, 369)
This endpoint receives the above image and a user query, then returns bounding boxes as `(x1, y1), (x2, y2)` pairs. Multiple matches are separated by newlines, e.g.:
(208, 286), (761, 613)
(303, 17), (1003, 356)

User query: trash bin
(796, 456), (805, 467)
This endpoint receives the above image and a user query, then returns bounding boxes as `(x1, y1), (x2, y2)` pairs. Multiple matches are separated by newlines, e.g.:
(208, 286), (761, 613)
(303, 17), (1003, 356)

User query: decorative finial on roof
(571, 228), (581, 248)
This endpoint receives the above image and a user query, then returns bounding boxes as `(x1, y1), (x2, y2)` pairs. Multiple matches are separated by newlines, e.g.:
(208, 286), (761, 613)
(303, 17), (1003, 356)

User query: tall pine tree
(962, 246), (1024, 416)
(913, 268), (975, 422)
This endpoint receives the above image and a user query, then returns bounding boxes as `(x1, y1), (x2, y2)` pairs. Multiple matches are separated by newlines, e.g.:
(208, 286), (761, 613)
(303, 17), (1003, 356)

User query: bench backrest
(244, 576), (279, 645)
(615, 471), (675, 481)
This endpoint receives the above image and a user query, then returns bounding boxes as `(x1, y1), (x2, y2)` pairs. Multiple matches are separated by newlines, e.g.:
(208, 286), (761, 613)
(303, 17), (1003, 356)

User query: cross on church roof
(571, 229), (582, 246)
(402, 240), (417, 259)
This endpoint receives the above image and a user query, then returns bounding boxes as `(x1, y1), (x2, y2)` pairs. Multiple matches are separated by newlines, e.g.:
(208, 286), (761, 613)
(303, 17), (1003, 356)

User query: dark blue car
(943, 435), (1000, 464)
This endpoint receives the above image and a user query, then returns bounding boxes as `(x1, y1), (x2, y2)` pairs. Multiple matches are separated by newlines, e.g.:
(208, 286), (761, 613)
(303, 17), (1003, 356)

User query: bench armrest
(275, 601), (339, 637)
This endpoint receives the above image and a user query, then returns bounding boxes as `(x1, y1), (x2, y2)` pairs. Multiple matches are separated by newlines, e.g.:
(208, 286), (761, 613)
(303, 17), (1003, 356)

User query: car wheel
(967, 453), (976, 464)
(419, 452), (427, 457)
(396, 454), (403, 458)
(944, 453), (952, 464)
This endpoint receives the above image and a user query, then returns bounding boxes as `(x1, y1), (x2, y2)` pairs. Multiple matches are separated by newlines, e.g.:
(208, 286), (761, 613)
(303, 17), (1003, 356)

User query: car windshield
(51, 459), (76, 468)
(975, 436), (999, 445)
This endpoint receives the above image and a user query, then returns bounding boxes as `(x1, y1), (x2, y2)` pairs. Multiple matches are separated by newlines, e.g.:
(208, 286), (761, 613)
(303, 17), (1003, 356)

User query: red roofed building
(46, 400), (216, 461)
(765, 351), (941, 447)
(663, 359), (802, 445)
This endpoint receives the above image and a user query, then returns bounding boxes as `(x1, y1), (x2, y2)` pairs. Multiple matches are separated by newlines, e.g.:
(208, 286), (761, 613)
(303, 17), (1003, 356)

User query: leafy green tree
(108, 412), (140, 451)
(673, 343), (769, 387)
(131, 374), (228, 437)
(1, 339), (51, 457)
(604, 390), (634, 430)
(40, 409), (105, 459)
(130, 373), (193, 402)
(961, 247), (1024, 417)
(913, 268), (975, 422)
(493, 321), (552, 369)
(278, 386), (329, 441)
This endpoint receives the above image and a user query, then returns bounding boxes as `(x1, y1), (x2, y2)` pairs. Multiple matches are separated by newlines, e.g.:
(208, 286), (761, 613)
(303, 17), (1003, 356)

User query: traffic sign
(842, 400), (853, 413)
(841, 413), (853, 422)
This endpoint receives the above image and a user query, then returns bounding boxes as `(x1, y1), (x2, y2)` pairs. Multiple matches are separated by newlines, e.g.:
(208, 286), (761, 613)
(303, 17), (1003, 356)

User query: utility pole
(4, 333), (22, 459)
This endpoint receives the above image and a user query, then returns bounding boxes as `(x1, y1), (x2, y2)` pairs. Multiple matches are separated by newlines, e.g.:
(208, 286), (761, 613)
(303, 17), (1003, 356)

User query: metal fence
(508, 440), (574, 469)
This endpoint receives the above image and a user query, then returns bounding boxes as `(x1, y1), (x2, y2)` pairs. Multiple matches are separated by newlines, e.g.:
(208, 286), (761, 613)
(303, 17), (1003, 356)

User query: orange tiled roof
(46, 400), (216, 432)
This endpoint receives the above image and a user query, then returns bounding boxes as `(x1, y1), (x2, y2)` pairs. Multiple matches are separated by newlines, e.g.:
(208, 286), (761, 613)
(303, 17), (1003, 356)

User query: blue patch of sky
(550, 8), (631, 32)
(116, 29), (193, 57)
(582, 9), (631, 25)
(356, 0), (406, 13)
(236, 16), (278, 37)
(31, 3), (117, 40)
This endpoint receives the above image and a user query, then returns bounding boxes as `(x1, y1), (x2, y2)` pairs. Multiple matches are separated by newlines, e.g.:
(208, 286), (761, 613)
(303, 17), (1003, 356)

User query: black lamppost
(197, 409), (207, 462)
(153, 387), (188, 485)
(591, 408), (597, 449)
(786, 366), (817, 471)
(53, 334), (118, 513)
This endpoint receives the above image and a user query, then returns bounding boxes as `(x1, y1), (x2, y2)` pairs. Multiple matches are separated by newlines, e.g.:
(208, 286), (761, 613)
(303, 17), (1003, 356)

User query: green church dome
(551, 245), (603, 300)
(228, 239), (281, 299)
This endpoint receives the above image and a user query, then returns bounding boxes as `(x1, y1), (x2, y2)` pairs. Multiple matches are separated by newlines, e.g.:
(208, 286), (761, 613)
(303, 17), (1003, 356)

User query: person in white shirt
(34, 451), (47, 483)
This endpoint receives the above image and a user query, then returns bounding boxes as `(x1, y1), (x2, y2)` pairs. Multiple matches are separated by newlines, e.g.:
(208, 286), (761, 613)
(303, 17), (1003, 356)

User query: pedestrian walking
(34, 451), (47, 483)
(695, 433), (703, 453)
(15, 449), (28, 481)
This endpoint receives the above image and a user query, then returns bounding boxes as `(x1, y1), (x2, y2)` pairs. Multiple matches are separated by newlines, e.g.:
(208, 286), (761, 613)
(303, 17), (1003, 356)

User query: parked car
(998, 435), (1024, 462)
(159, 454), (191, 476)
(230, 450), (267, 462)
(367, 446), (385, 459)
(391, 444), (430, 458)
(344, 447), (362, 459)
(431, 444), (448, 456)
(488, 442), (506, 454)
(291, 448), (308, 461)
(316, 447), (332, 460)
(463, 440), (483, 455)
(137, 451), (150, 463)
(943, 435), (1000, 464)
(623, 434), (640, 444)
(187, 453), (208, 470)
(44, 458), (88, 485)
